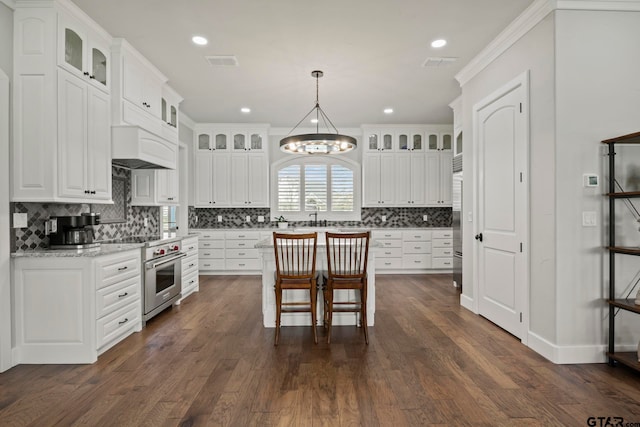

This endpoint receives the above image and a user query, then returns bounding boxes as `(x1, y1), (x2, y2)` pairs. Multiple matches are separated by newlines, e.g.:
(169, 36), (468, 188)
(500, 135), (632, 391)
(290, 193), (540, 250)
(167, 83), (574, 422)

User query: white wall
(460, 13), (557, 342)
(555, 10), (640, 348)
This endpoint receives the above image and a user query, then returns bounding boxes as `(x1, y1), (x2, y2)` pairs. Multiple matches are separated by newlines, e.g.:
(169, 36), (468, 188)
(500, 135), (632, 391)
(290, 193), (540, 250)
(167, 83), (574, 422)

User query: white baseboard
(459, 293), (475, 312)
(527, 331), (608, 364)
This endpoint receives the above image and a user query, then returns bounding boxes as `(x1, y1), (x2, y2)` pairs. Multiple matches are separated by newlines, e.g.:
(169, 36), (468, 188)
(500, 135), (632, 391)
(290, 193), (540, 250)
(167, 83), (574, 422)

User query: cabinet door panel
(87, 86), (111, 200)
(362, 154), (381, 206)
(439, 151), (453, 205)
(425, 152), (440, 205)
(379, 154), (395, 205)
(395, 154), (411, 206)
(58, 71), (88, 198)
(230, 154), (248, 206)
(247, 153), (268, 206)
(194, 154), (212, 206)
(410, 153), (426, 205)
(212, 154), (231, 206)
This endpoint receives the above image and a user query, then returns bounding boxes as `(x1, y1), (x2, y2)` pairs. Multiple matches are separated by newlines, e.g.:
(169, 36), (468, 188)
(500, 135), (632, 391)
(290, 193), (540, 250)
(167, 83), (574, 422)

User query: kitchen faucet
(309, 212), (318, 227)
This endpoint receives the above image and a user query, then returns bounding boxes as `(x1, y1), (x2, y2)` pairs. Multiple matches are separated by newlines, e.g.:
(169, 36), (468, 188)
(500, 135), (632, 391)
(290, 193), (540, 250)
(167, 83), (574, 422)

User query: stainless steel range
(106, 235), (186, 324)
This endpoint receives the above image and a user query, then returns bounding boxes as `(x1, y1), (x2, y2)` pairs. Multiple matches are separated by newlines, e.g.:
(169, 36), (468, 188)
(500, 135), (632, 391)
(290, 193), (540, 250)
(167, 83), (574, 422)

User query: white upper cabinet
(365, 130), (394, 151)
(12, 1), (112, 203)
(397, 131), (424, 152)
(161, 85), (182, 142)
(426, 132), (453, 152)
(232, 131), (265, 151)
(131, 168), (179, 206)
(57, 11), (110, 93)
(362, 153), (395, 206)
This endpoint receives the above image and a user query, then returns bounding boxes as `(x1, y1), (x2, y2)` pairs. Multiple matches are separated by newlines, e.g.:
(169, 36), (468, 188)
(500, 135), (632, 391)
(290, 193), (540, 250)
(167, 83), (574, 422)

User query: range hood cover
(111, 125), (177, 170)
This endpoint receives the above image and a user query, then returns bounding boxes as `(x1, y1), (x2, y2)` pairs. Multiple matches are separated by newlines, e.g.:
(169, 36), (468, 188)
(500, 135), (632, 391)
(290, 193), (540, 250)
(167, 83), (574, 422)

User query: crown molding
(455, 0), (640, 87)
(0, 0), (15, 9)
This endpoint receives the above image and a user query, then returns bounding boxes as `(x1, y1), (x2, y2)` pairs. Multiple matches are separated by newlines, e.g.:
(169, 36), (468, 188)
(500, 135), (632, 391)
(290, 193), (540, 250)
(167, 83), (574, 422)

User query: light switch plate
(423, 215), (428, 222)
(582, 211), (597, 227)
(381, 215), (386, 222)
(257, 216), (265, 222)
(245, 215), (251, 222)
(217, 215), (223, 222)
(13, 212), (28, 228)
(143, 218), (149, 227)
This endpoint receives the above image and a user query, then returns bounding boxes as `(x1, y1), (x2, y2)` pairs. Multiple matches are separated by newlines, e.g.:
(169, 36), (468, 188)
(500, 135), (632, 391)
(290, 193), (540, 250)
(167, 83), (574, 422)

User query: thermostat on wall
(583, 174), (598, 187)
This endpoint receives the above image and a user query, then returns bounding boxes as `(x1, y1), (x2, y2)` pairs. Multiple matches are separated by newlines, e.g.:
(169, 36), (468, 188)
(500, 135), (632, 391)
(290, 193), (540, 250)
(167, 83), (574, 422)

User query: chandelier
(280, 70), (357, 155)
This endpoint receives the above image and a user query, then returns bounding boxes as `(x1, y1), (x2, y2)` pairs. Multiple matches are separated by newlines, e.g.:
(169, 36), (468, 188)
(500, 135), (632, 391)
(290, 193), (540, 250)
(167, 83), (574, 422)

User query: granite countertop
(190, 226), (451, 232)
(11, 242), (145, 258)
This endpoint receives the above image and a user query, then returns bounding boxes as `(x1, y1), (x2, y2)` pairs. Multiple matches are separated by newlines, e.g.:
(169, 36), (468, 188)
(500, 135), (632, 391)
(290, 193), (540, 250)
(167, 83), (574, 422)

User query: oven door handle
(147, 253), (186, 269)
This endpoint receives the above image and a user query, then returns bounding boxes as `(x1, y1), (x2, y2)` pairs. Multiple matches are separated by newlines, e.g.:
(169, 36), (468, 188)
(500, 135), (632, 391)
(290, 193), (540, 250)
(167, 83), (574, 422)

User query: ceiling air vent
(205, 55), (239, 67)
(422, 57), (458, 68)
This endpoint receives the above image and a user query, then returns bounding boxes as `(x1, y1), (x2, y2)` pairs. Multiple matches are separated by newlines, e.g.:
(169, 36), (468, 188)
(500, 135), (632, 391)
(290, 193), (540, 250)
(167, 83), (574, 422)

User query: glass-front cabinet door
(382, 133), (393, 151)
(233, 133), (246, 150)
(441, 133), (452, 151)
(59, 15), (110, 93)
(214, 133), (228, 150)
(427, 133), (439, 151)
(197, 133), (212, 151)
(250, 133), (263, 150)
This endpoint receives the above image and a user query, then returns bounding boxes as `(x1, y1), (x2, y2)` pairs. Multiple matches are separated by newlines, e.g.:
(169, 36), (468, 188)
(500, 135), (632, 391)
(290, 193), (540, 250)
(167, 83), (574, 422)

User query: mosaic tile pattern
(12, 167), (160, 251)
(188, 206), (451, 229)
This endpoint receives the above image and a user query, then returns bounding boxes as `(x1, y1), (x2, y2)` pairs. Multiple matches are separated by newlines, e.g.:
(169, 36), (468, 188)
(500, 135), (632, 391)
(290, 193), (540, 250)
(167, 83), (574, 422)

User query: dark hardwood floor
(2, 274), (640, 426)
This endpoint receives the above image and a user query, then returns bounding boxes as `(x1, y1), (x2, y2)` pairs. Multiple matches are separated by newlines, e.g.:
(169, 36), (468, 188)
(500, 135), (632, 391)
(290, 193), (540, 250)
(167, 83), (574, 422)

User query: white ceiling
(71, 0), (535, 128)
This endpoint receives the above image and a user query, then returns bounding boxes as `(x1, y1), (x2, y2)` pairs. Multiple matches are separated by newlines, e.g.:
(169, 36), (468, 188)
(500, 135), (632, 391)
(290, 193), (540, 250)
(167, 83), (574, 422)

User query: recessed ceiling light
(241, 107), (251, 113)
(384, 108), (394, 114)
(192, 36), (208, 46)
(310, 118), (319, 124)
(431, 39), (447, 48)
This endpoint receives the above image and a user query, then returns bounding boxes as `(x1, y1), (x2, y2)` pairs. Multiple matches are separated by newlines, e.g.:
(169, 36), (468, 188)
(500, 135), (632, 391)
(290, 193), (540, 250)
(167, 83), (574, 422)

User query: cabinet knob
(83, 71), (89, 76)
(89, 75), (95, 79)
(90, 191), (96, 194)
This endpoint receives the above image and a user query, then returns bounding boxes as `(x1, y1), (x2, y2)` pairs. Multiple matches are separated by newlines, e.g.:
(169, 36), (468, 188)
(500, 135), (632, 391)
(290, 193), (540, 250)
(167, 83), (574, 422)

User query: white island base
(257, 240), (376, 328)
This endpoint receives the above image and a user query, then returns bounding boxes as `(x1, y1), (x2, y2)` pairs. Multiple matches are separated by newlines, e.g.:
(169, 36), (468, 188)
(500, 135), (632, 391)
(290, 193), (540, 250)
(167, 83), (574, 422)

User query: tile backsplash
(12, 167), (160, 251)
(189, 206), (451, 229)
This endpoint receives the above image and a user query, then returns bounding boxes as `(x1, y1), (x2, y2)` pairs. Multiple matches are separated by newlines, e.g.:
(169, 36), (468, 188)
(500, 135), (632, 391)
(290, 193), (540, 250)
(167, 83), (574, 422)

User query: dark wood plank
(1, 273), (640, 426)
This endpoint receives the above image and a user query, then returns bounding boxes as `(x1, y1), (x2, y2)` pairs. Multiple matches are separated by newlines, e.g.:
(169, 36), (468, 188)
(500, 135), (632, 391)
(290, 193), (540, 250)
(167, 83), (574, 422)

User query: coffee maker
(48, 213), (101, 249)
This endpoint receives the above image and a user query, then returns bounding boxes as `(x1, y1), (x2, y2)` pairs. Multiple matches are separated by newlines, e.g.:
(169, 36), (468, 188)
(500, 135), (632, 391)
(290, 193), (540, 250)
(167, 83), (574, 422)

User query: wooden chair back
(325, 231), (370, 279)
(273, 232), (318, 280)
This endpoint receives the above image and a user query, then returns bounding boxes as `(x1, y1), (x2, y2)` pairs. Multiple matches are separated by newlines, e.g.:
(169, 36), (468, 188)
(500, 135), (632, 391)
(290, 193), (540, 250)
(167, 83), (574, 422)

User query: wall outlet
(245, 215), (251, 222)
(257, 215), (265, 222)
(13, 212), (28, 228)
(381, 215), (386, 222)
(217, 215), (223, 222)
(582, 211), (597, 227)
(423, 214), (428, 222)
(144, 217), (148, 227)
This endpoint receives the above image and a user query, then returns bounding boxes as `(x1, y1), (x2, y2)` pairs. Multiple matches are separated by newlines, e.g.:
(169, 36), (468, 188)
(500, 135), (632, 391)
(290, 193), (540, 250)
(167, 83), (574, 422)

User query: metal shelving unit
(603, 131), (640, 370)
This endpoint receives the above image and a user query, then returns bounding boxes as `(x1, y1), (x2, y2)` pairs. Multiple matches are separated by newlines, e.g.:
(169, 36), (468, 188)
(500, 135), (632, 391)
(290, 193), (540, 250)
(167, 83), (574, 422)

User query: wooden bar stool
(323, 231), (370, 344)
(273, 232), (319, 345)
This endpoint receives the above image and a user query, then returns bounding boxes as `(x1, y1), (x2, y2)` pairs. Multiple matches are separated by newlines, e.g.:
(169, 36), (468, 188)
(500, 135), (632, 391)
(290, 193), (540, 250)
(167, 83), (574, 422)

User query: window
(272, 156), (360, 221)
(161, 206), (177, 238)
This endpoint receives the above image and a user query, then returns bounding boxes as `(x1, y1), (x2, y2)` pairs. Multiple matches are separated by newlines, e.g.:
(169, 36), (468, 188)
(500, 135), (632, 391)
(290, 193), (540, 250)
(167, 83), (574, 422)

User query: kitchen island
(255, 231), (380, 328)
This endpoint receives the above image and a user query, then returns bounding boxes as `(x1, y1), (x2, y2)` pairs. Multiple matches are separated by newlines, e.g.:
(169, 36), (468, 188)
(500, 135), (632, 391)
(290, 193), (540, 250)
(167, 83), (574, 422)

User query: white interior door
(475, 73), (528, 340)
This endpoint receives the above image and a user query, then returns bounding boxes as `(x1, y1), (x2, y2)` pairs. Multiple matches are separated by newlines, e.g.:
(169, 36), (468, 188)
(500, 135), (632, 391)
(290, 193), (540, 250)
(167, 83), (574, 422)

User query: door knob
(475, 233), (483, 242)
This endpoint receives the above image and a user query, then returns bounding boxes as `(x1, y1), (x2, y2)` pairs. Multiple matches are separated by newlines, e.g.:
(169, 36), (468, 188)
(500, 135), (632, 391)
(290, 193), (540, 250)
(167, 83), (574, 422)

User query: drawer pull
(188, 246), (195, 250)
(414, 246), (421, 249)
(384, 234), (392, 238)
(384, 252), (392, 255)
(118, 318), (129, 325)
(238, 235), (246, 238)
(238, 252), (245, 256)
(444, 262), (451, 265)
(384, 242), (391, 246)
(203, 243), (211, 246)
(414, 260), (421, 264)
(189, 280), (195, 284)
(238, 243), (246, 247)
(384, 262), (392, 265)
(239, 263), (245, 267)
(204, 252), (211, 256)
(414, 235), (421, 238)
(118, 292), (128, 298)
(189, 263), (195, 267)
(117, 266), (128, 271)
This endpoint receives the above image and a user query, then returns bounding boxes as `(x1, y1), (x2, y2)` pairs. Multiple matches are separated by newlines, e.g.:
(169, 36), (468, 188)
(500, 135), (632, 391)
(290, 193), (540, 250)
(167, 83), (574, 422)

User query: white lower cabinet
(372, 228), (452, 273)
(12, 249), (142, 364)
(195, 230), (270, 274)
(180, 236), (199, 301)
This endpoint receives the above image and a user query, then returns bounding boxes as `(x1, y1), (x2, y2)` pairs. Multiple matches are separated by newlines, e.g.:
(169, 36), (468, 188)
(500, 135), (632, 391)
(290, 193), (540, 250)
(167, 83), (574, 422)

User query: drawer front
(403, 242), (432, 254)
(182, 237), (199, 254)
(182, 270), (199, 293)
(226, 248), (259, 259)
(97, 301), (140, 349)
(198, 231), (225, 240)
(199, 248), (224, 259)
(199, 240), (224, 250)
(199, 259), (225, 270)
(226, 239), (258, 249)
(402, 254), (432, 269)
(376, 239), (402, 248)
(432, 229), (453, 239)
(377, 247), (403, 258)
(432, 258), (453, 269)
(225, 258), (261, 270)
(432, 238), (453, 248)
(182, 254), (199, 276)
(432, 247), (453, 257)
(376, 257), (403, 269)
(402, 230), (432, 241)
(372, 230), (403, 240)
(96, 276), (140, 318)
(96, 252), (141, 289)
(225, 231), (260, 240)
